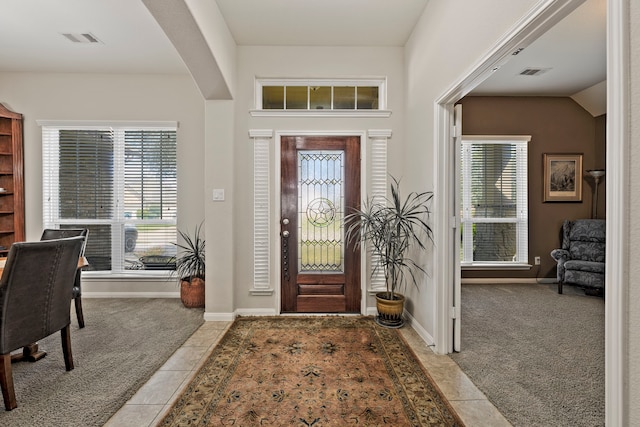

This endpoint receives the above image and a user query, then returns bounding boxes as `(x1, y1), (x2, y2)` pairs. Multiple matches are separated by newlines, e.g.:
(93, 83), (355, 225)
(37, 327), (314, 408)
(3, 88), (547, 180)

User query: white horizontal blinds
(253, 138), (270, 291)
(515, 144), (528, 263)
(58, 129), (114, 220)
(461, 139), (528, 264)
(461, 145), (473, 263)
(123, 129), (177, 267)
(56, 129), (115, 270)
(123, 130), (177, 220)
(42, 127), (59, 226)
(369, 136), (388, 290)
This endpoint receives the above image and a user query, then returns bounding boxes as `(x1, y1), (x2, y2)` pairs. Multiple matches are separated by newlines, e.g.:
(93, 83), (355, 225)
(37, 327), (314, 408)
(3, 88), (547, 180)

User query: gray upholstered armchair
(550, 219), (605, 295)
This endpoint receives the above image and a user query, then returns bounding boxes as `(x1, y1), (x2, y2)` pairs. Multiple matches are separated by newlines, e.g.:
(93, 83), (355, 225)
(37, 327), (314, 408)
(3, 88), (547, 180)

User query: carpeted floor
(0, 298), (204, 426)
(449, 283), (604, 427)
(160, 316), (463, 426)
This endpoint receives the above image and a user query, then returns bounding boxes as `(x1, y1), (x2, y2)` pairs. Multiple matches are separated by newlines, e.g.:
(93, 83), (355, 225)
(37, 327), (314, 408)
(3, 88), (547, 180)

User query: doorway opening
(434, 0), (625, 424)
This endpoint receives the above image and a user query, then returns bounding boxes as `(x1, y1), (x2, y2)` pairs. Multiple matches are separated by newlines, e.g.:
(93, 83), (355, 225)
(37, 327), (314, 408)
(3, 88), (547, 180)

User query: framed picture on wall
(543, 153), (583, 202)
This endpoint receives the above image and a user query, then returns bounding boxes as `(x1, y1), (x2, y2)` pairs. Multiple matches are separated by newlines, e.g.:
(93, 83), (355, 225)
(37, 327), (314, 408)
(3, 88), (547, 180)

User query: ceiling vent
(61, 33), (102, 44)
(519, 67), (551, 76)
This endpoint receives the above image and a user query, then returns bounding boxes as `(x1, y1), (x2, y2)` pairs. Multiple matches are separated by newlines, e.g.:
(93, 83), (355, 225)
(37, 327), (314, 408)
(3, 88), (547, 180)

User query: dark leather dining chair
(40, 228), (89, 328)
(0, 236), (85, 410)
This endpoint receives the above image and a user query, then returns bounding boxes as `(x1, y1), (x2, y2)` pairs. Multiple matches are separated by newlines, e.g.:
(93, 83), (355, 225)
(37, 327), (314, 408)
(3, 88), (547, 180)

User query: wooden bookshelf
(0, 103), (25, 256)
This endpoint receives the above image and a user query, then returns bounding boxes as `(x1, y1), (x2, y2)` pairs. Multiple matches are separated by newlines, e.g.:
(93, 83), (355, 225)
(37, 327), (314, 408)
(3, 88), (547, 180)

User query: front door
(280, 135), (361, 313)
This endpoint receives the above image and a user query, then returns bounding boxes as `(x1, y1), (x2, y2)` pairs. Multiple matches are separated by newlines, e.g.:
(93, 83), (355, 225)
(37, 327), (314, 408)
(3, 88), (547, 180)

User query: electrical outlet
(534, 256), (541, 265)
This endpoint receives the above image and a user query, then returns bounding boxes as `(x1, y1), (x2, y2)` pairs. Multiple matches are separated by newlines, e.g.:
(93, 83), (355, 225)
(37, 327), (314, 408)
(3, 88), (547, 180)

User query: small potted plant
(175, 223), (205, 308)
(345, 177), (433, 327)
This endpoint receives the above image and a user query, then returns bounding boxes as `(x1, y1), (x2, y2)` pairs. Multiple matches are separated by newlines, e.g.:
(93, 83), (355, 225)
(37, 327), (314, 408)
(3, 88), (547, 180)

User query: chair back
(41, 228), (88, 256)
(562, 219), (606, 262)
(0, 236), (85, 354)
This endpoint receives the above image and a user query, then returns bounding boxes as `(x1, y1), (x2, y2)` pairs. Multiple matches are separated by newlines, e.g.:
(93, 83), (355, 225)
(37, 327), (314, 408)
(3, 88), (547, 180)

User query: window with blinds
(42, 123), (177, 274)
(460, 137), (529, 266)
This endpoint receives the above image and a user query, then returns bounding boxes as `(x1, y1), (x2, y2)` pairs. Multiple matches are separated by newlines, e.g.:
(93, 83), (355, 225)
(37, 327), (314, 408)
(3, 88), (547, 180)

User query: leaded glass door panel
(280, 136), (361, 313)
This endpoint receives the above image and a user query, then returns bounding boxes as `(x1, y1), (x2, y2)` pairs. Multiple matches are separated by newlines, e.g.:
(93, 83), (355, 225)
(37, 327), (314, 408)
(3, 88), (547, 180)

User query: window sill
(83, 271), (177, 281)
(461, 263), (532, 271)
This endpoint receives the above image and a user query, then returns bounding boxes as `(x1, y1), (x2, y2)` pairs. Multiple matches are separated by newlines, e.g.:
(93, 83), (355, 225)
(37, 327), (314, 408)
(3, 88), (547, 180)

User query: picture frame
(543, 153), (583, 202)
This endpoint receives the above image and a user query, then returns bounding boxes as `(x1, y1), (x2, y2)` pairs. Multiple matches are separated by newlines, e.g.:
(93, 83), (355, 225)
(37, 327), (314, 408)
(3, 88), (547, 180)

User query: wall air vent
(61, 33), (102, 44)
(519, 67), (551, 76)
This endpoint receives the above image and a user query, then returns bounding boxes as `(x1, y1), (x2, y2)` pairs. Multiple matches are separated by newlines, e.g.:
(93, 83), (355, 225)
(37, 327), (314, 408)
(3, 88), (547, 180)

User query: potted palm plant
(345, 177), (433, 327)
(175, 223), (205, 308)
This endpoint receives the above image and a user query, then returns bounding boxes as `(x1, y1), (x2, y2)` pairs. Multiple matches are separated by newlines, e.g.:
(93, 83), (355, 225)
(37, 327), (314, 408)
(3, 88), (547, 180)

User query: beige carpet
(0, 298), (204, 426)
(450, 284), (604, 427)
(160, 316), (463, 426)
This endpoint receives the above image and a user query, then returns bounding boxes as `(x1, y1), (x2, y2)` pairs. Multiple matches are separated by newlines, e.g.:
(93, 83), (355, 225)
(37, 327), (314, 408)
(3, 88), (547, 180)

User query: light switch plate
(212, 189), (225, 201)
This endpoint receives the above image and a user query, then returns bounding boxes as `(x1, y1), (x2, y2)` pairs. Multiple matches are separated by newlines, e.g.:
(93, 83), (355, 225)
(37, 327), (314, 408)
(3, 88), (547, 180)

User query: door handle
(281, 228), (290, 281)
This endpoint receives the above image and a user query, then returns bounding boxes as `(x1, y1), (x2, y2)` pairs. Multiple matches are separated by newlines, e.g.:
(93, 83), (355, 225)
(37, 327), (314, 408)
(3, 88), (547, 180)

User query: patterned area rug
(161, 316), (462, 426)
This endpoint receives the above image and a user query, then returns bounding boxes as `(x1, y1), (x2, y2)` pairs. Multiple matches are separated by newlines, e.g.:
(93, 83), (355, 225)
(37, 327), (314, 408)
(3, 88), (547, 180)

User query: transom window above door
(251, 78), (390, 117)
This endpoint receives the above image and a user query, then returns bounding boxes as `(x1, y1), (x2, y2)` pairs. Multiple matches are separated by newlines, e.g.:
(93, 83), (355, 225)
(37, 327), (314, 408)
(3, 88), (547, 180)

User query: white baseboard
(366, 307), (377, 316)
(204, 312), (235, 321)
(83, 292), (180, 298)
(461, 278), (556, 285)
(403, 311), (435, 347)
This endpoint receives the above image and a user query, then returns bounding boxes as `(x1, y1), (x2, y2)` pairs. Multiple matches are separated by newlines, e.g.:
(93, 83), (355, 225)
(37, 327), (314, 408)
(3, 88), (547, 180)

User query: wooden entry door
(280, 135), (361, 313)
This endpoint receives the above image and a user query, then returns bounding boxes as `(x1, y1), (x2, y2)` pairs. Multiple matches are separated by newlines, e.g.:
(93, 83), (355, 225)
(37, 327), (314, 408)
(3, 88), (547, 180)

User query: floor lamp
(587, 169), (605, 219)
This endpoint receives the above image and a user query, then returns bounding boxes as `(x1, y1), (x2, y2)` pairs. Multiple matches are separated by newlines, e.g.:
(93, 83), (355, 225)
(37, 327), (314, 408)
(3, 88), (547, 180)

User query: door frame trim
(274, 130), (368, 315)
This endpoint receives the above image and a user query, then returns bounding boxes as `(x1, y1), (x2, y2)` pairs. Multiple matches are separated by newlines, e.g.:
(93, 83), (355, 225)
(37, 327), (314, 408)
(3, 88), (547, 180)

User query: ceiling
(0, 0), (605, 99)
(472, 0), (606, 97)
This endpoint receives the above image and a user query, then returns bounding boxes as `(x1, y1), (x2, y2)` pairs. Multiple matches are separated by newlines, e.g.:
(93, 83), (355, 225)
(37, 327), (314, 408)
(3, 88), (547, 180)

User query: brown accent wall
(459, 96), (606, 279)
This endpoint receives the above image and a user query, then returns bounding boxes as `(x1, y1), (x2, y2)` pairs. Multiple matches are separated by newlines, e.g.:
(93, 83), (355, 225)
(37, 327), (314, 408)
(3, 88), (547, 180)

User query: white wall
(404, 0), (538, 346)
(185, 0), (237, 98)
(204, 99), (235, 317)
(0, 71), (205, 294)
(229, 46), (405, 314)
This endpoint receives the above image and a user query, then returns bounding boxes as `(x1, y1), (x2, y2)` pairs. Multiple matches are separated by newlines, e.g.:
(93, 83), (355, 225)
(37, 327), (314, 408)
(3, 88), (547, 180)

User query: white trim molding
(250, 129), (275, 296)
(250, 110), (391, 118)
(605, 0), (629, 425)
(404, 310), (435, 347)
(204, 312), (236, 322)
(249, 129), (274, 138)
(36, 120), (178, 129)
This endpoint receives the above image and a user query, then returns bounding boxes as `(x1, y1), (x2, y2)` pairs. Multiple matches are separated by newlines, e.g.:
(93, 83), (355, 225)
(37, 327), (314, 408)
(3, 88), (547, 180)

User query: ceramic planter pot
(180, 277), (205, 308)
(375, 292), (405, 328)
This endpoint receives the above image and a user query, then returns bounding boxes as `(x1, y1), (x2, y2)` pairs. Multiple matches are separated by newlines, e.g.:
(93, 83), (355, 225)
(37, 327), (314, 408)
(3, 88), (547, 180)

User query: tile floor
(104, 321), (511, 427)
